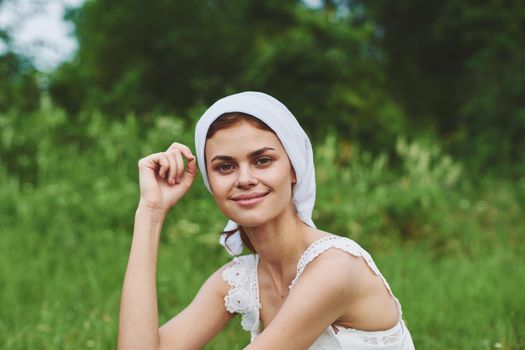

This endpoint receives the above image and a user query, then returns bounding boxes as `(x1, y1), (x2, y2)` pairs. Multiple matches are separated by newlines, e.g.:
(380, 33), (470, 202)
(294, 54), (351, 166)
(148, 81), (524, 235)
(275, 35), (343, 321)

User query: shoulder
(198, 261), (232, 298)
(303, 248), (369, 290)
(297, 235), (380, 298)
(262, 243), (366, 337)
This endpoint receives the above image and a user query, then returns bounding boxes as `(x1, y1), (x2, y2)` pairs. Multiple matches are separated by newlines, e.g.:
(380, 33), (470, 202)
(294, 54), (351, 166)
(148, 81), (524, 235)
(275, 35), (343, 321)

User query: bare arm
(118, 206), (165, 350)
(118, 142), (233, 350)
(244, 249), (362, 350)
(158, 262), (234, 349)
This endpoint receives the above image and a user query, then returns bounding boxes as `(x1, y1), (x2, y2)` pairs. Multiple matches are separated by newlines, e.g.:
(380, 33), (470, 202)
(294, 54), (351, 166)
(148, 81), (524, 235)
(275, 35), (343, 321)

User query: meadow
(1, 107), (524, 349)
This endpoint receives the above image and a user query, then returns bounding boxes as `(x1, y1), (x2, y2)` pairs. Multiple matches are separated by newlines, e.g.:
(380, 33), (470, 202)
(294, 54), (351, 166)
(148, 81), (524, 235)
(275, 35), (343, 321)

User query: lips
(231, 192), (269, 207)
(232, 192), (269, 201)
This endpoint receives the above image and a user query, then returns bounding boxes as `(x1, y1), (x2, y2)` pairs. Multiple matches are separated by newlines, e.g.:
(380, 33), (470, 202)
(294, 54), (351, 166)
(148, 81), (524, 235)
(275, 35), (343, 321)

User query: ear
(291, 169), (297, 184)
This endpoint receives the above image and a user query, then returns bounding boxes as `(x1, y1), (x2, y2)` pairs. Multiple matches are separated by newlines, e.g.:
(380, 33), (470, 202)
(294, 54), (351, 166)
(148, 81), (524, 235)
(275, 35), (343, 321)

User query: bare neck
(243, 206), (319, 289)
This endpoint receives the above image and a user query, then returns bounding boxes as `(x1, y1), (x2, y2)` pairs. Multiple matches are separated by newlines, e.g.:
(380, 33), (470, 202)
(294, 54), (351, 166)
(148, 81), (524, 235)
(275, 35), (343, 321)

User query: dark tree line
(362, 0), (525, 167)
(50, 0), (400, 150)
(0, 27), (40, 113)
(2, 0), (524, 172)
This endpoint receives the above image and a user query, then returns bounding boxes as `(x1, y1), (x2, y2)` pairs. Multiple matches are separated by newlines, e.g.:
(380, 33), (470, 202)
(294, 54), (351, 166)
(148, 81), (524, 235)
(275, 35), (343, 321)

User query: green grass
(1, 108), (524, 349)
(2, 223), (523, 349)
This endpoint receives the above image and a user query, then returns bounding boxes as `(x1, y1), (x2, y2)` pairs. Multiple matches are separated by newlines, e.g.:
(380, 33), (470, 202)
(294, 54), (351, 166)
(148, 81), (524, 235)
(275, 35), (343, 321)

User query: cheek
(208, 174), (220, 194)
(205, 167), (217, 190)
(269, 165), (295, 193)
(208, 173), (232, 197)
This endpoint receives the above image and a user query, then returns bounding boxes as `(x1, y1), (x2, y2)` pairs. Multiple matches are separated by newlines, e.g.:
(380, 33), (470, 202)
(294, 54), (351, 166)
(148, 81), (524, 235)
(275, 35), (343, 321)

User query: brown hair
(206, 112), (274, 139)
(206, 112), (276, 255)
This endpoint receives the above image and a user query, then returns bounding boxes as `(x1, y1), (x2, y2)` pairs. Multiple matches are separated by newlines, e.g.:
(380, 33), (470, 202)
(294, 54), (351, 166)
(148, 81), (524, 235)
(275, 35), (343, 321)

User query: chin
(228, 213), (272, 227)
(218, 198), (293, 228)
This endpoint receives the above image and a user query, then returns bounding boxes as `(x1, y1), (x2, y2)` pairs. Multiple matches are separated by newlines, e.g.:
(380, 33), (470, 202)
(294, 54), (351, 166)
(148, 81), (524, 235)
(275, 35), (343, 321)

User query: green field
(1, 109), (524, 349)
(2, 0), (525, 348)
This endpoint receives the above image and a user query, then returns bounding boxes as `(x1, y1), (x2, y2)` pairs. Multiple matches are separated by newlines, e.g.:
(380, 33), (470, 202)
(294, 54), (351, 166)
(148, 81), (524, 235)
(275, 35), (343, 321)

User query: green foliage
(46, 0), (525, 172)
(50, 0), (300, 116)
(0, 16), (41, 113)
(1, 107), (524, 348)
(49, 0), (403, 150)
(0, 52), (40, 113)
(358, 0), (525, 169)
(3, 0), (524, 173)
(315, 135), (466, 249)
(2, 1), (524, 347)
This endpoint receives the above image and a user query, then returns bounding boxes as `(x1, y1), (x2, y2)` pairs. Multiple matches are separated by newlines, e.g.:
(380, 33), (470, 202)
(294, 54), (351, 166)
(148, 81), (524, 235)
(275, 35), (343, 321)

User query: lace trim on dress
(333, 320), (406, 346)
(222, 255), (261, 340)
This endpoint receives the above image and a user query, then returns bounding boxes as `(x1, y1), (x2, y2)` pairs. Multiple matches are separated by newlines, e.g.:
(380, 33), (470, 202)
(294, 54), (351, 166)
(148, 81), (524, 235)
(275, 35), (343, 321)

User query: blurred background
(1, 0), (524, 349)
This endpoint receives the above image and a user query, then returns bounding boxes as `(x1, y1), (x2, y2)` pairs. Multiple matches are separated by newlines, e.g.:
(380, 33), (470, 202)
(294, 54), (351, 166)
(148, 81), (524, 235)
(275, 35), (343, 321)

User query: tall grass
(1, 107), (523, 349)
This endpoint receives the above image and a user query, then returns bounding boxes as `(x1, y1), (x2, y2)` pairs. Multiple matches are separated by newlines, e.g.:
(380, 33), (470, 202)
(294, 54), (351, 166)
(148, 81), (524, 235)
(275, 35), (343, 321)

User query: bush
(314, 134), (477, 251)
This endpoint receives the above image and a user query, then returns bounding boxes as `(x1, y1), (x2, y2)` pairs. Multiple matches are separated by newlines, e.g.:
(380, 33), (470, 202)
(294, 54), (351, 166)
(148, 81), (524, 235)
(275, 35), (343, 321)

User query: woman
(118, 92), (415, 349)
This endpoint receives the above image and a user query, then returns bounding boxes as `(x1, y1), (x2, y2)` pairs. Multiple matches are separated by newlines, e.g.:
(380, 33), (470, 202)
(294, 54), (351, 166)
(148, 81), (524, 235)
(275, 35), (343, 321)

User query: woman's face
(205, 120), (296, 228)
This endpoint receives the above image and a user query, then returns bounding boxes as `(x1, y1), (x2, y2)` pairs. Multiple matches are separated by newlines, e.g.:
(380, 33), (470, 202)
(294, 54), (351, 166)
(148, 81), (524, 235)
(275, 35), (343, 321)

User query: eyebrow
(210, 147), (275, 163)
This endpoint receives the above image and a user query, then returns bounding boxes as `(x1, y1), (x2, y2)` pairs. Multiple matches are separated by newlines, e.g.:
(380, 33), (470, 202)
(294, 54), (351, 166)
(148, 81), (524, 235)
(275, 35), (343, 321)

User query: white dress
(222, 235), (415, 349)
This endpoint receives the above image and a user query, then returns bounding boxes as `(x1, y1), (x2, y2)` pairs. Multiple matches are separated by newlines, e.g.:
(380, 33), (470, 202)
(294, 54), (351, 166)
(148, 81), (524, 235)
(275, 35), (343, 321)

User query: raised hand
(137, 142), (198, 213)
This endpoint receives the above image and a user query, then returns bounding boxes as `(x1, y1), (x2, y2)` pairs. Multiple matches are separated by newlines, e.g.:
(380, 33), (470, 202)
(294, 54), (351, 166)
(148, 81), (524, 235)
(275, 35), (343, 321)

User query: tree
(0, 26), (40, 113)
(356, 0), (525, 168)
(50, 0), (404, 150)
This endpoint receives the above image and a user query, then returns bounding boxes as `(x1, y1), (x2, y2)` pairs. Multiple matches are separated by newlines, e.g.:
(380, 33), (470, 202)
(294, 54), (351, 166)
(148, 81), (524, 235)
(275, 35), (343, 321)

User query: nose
(235, 165), (258, 189)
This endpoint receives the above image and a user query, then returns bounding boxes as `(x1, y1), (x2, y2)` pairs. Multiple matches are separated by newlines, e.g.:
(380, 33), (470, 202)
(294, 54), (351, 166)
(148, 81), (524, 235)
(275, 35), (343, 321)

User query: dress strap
(222, 254), (261, 340)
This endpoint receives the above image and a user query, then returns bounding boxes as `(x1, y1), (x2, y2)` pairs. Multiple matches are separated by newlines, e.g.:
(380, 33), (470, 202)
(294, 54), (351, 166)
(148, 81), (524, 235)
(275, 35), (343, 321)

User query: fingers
(184, 163), (198, 186)
(173, 150), (184, 183)
(158, 153), (171, 179)
(184, 155), (198, 178)
(138, 152), (171, 178)
(165, 151), (177, 183)
(164, 143), (197, 184)
(167, 142), (192, 155)
(177, 146), (197, 179)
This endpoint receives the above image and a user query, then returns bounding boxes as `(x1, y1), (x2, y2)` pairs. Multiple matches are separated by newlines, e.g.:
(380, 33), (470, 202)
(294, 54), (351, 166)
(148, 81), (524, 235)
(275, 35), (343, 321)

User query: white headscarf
(194, 91), (316, 255)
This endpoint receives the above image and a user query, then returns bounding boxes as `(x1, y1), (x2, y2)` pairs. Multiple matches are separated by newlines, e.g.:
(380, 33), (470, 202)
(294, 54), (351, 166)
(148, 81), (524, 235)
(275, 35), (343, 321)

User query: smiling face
(205, 119), (297, 228)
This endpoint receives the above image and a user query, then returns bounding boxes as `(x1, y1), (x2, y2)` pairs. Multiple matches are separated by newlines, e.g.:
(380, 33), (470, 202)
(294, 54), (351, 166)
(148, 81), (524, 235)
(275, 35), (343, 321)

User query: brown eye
(216, 163), (235, 174)
(255, 157), (272, 167)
